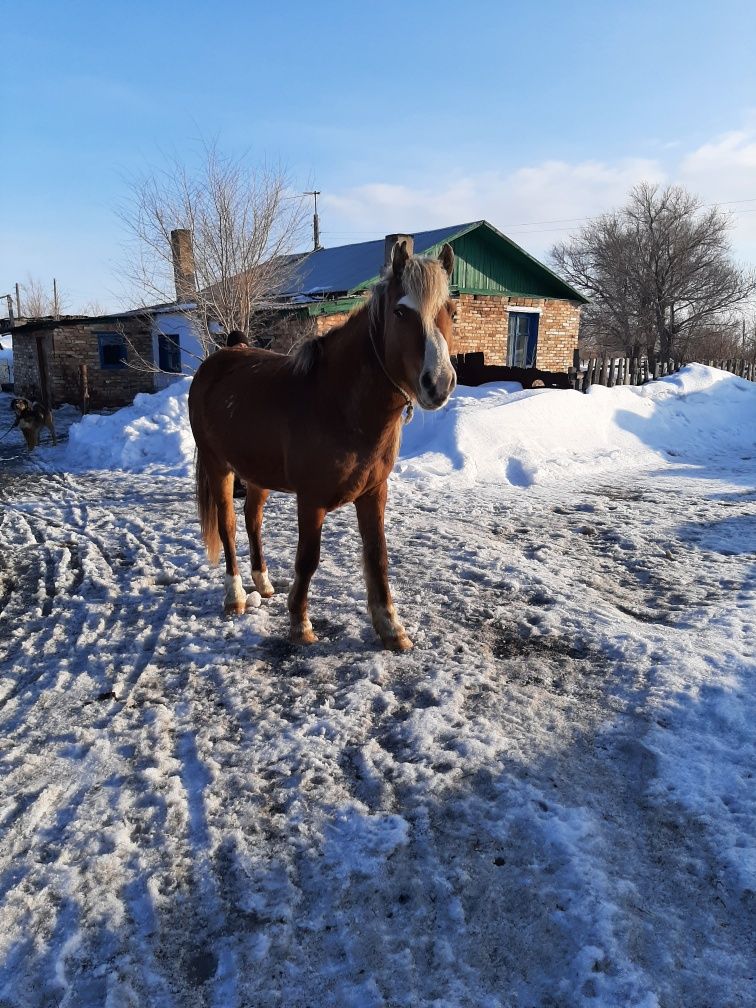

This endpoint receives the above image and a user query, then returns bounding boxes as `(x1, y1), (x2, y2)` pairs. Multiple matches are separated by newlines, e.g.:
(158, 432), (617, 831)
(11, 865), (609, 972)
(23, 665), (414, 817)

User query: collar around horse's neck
(367, 317), (415, 425)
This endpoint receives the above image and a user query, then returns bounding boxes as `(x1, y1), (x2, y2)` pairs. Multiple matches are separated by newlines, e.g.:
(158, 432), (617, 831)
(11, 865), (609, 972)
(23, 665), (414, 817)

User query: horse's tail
(195, 450), (221, 566)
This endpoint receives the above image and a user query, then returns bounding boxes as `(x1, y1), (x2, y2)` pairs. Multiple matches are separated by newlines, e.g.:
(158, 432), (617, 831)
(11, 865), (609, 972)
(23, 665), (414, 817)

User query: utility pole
(2, 294), (14, 327)
(53, 278), (60, 320)
(303, 191), (323, 251)
(15, 283), (21, 319)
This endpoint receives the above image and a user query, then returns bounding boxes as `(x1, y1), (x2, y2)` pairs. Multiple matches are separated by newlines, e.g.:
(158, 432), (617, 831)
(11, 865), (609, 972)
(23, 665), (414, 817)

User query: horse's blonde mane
(399, 255), (451, 331)
(368, 254), (449, 334)
(293, 254), (449, 375)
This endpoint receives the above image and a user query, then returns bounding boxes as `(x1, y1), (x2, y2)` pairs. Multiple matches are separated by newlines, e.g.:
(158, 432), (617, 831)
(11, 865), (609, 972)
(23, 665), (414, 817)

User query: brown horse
(188, 240), (456, 650)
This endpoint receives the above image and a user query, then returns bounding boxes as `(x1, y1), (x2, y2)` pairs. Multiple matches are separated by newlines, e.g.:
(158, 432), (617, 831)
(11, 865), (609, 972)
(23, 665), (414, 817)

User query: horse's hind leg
(288, 499), (326, 645)
(244, 484), (274, 597)
(212, 468), (247, 615)
(47, 415), (57, 446)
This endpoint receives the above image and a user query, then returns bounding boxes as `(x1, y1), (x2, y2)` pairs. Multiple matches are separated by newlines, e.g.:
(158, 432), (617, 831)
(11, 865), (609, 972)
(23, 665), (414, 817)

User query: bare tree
(80, 299), (108, 317)
(553, 183), (756, 360)
(19, 276), (66, 318)
(118, 141), (308, 357)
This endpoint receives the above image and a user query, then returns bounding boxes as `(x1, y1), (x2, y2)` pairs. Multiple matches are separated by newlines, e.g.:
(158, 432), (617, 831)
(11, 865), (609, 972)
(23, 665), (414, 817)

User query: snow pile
(65, 377), (194, 476)
(62, 365), (756, 486)
(399, 364), (756, 486)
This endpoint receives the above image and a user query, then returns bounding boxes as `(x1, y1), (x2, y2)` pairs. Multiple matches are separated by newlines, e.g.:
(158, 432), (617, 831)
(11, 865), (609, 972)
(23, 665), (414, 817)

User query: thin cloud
(321, 130), (756, 262)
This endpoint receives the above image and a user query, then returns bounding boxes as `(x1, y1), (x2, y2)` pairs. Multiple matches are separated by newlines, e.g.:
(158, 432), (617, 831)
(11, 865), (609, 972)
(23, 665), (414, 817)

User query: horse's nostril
(421, 372), (434, 391)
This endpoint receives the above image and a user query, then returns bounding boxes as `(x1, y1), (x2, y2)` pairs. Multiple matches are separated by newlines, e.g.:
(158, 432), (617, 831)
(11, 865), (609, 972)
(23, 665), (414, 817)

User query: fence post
(79, 363), (89, 415)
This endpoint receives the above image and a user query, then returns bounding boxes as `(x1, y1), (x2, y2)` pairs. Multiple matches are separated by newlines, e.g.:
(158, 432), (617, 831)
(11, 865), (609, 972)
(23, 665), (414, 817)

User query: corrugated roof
(279, 223), (475, 297)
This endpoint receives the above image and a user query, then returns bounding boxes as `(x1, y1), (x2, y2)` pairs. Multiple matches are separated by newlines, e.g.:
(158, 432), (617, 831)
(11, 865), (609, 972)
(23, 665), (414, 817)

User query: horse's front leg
(216, 471), (246, 614)
(355, 484), (412, 651)
(288, 499), (326, 644)
(244, 484), (274, 597)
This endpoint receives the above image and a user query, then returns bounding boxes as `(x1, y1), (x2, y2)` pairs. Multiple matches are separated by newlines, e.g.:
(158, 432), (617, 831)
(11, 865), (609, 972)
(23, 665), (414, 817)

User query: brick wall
(12, 320), (156, 409)
(454, 293), (581, 371)
(271, 293), (581, 373)
(314, 312), (351, 336)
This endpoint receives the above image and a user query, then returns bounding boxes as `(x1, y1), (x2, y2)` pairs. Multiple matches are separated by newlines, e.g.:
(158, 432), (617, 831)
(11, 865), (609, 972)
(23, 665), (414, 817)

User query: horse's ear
(439, 243), (454, 277)
(392, 240), (410, 279)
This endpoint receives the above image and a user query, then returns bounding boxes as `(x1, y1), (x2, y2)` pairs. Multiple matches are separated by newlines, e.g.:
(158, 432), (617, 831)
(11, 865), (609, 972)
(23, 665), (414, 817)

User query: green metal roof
(348, 220), (588, 304)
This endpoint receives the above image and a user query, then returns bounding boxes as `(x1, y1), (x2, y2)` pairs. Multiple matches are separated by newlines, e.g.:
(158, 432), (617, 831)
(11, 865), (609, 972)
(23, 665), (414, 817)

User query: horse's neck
(321, 309), (407, 436)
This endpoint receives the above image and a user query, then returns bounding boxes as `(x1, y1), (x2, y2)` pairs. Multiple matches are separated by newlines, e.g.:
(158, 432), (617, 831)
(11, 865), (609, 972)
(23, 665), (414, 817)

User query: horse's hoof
(384, 633), (413, 652)
(252, 570), (275, 598)
(291, 627), (318, 645)
(224, 601), (246, 616)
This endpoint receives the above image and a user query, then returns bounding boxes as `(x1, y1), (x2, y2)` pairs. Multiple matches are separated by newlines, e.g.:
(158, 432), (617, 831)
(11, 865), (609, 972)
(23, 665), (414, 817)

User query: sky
(3, 0), (756, 313)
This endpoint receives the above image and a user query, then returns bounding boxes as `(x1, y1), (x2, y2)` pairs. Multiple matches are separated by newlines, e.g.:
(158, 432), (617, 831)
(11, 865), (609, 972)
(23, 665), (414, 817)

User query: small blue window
(507, 312), (539, 368)
(97, 332), (127, 370)
(158, 333), (182, 373)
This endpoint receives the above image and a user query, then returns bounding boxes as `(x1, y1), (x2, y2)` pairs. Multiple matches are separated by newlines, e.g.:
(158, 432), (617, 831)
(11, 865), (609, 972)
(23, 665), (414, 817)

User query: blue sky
(4, 0), (756, 310)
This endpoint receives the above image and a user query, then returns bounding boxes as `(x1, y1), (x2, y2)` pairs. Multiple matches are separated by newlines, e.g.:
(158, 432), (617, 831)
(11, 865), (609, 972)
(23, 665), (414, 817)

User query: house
(4, 302), (212, 410)
(273, 220), (587, 372)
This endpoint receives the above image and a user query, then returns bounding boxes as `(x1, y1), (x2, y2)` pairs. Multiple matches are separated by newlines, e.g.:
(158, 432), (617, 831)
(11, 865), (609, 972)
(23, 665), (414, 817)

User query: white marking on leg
(223, 573), (246, 609)
(371, 603), (405, 638)
(290, 612), (316, 643)
(252, 569), (274, 596)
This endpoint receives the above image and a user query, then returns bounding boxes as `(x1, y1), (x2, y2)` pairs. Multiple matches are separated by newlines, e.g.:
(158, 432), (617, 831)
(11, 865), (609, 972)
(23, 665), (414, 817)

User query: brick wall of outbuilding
(12, 319), (155, 409)
(453, 294), (581, 371)
(294, 294), (581, 373)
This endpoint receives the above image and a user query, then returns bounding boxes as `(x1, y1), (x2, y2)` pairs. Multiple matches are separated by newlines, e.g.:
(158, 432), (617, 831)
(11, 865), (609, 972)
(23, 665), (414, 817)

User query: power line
(320, 196), (756, 241)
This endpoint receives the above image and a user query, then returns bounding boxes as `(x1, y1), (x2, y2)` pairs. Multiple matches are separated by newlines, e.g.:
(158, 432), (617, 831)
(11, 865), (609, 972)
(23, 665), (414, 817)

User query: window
(97, 332), (127, 370)
(158, 333), (182, 373)
(507, 312), (539, 368)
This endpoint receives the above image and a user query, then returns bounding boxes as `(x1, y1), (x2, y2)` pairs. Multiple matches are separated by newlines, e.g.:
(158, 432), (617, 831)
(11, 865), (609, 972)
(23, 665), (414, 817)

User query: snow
(0, 333), (13, 384)
(64, 377), (194, 475)
(58, 363), (756, 490)
(1, 366), (754, 1006)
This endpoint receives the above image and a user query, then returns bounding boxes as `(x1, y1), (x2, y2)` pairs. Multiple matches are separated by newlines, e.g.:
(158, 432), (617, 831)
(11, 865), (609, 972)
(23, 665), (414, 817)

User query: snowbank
(65, 377), (194, 476)
(399, 364), (756, 487)
(62, 365), (756, 487)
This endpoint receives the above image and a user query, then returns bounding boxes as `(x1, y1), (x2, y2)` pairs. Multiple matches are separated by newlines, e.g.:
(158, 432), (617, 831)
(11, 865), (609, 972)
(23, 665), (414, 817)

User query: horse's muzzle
(418, 369), (456, 410)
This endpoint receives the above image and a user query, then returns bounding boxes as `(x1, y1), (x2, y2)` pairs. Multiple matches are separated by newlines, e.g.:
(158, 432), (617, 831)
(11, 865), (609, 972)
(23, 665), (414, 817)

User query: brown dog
(10, 397), (57, 450)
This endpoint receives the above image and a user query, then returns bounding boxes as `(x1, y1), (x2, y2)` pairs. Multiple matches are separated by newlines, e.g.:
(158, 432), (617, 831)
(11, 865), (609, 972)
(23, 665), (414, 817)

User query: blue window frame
(97, 331), (127, 370)
(507, 312), (539, 368)
(158, 333), (182, 373)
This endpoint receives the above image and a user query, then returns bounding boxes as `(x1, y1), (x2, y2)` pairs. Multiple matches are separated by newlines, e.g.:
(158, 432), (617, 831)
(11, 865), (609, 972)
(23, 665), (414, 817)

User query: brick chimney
(384, 233), (414, 270)
(170, 228), (196, 302)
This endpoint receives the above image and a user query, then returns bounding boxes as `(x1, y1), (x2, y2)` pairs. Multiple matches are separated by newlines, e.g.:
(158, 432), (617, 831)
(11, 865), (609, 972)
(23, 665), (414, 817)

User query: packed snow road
(0, 371), (754, 1007)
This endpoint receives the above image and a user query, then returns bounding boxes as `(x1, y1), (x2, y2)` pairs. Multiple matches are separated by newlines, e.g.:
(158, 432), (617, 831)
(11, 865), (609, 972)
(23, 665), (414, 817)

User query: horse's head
(379, 241), (457, 411)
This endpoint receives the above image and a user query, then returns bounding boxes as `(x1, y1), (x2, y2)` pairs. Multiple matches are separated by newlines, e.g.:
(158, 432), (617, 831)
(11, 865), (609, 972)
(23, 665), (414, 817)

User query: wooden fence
(569, 353), (756, 392)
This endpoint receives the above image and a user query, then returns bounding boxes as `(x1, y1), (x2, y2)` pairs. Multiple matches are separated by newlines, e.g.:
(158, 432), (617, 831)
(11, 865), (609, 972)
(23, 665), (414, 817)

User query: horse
(188, 240), (457, 650)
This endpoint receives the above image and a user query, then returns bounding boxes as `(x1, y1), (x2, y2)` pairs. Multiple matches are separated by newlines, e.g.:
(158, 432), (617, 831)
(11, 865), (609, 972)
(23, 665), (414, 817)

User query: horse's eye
(393, 307), (404, 318)
(451, 312), (458, 323)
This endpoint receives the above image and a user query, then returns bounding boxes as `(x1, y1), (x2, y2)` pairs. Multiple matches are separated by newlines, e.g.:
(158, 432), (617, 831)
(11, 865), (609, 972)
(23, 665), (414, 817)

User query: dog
(226, 330), (250, 348)
(10, 397), (57, 450)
